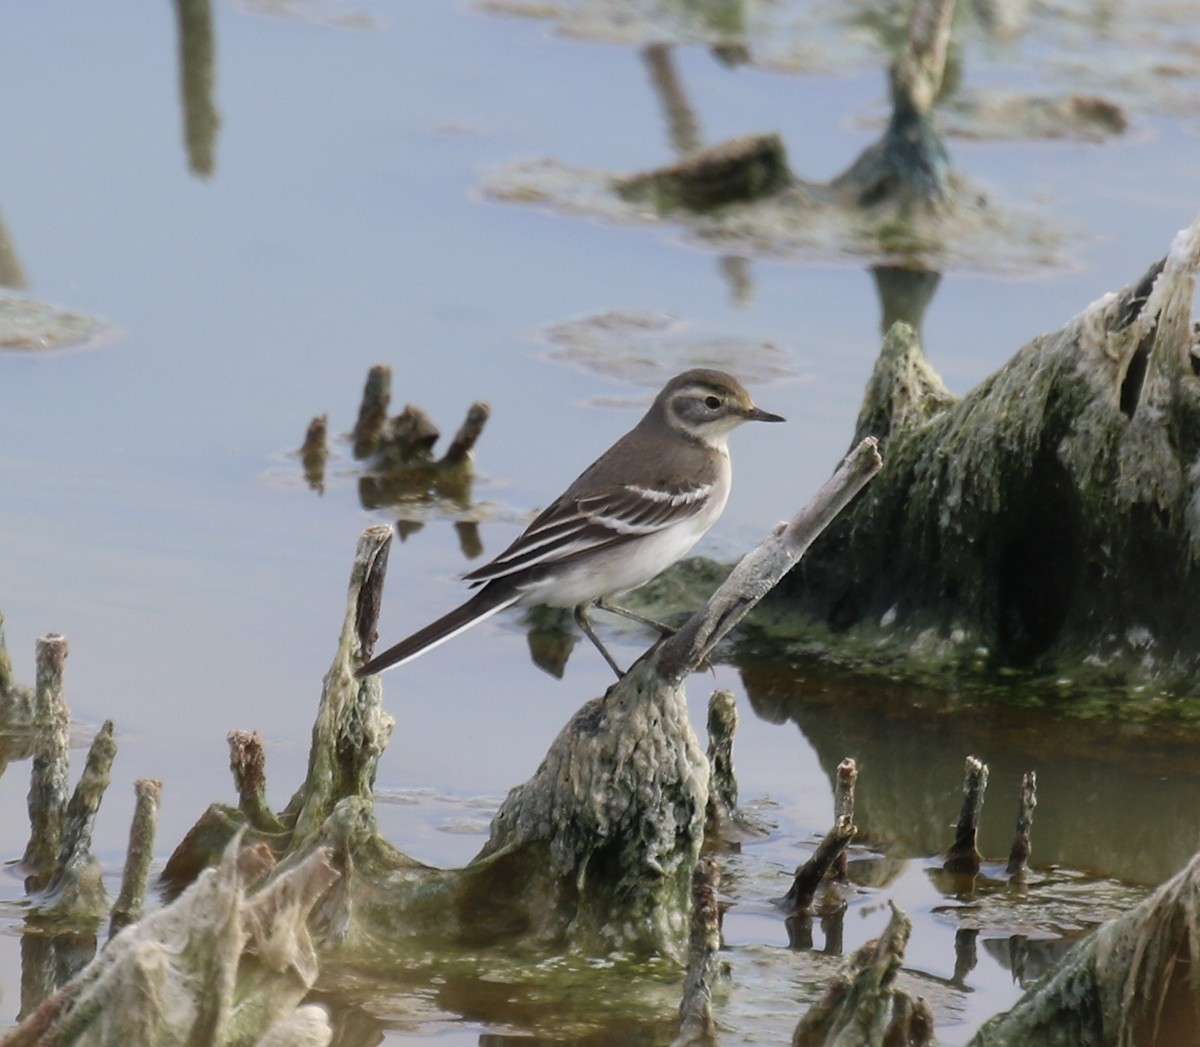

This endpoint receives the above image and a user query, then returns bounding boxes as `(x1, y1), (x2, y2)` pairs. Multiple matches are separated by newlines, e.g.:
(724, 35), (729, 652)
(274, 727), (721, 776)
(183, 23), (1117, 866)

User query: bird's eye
(704, 395), (721, 410)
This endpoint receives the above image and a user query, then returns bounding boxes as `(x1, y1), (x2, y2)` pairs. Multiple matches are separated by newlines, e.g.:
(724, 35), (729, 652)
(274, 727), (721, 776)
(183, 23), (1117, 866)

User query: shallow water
(3, 1), (1200, 1043)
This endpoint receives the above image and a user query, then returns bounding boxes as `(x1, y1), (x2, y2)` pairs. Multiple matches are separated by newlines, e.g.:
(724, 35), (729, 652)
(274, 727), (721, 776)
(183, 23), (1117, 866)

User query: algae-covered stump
(765, 215), (1200, 694)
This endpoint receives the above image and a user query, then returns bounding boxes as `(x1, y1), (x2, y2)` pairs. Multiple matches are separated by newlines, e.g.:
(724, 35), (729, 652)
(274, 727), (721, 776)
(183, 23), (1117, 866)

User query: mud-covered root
(970, 849), (1200, 1046)
(30, 720), (117, 924)
(230, 729), (286, 834)
(441, 400), (490, 465)
(0, 610), (28, 712)
(351, 364), (391, 459)
(458, 439), (881, 958)
(0, 835), (341, 1047)
(773, 213), (1200, 692)
(108, 778), (163, 939)
(671, 856), (722, 1047)
(704, 689), (739, 836)
(781, 808), (857, 915)
(162, 525), (394, 895)
(469, 659), (709, 958)
(284, 524), (395, 845)
(22, 634), (71, 886)
(615, 132), (792, 212)
(831, 758), (857, 882)
(791, 903), (935, 1047)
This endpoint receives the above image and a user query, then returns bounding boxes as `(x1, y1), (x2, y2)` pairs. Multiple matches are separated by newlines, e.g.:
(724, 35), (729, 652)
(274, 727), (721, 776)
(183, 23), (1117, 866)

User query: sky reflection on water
(4, 1), (1200, 1043)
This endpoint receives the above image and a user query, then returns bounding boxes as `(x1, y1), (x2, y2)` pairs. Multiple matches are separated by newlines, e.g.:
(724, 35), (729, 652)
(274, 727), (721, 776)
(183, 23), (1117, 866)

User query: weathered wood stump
(761, 216), (1200, 696)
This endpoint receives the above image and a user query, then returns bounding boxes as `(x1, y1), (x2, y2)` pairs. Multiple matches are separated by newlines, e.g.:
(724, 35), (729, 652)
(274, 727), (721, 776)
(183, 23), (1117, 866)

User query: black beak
(745, 405), (785, 423)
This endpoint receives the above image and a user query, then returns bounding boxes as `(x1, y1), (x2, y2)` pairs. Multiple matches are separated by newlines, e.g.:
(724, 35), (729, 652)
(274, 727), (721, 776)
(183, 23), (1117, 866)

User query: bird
(355, 369), (784, 679)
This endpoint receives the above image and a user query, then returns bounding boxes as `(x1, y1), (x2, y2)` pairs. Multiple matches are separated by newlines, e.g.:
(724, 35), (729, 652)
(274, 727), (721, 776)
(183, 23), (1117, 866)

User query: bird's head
(655, 369), (785, 446)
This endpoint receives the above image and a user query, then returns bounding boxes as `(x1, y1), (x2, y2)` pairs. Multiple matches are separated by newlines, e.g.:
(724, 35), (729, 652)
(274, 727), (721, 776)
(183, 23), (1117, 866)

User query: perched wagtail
(355, 369), (784, 679)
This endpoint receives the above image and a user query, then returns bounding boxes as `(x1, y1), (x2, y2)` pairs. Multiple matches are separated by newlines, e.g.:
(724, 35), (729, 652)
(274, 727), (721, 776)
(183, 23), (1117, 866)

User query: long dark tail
(355, 587), (520, 677)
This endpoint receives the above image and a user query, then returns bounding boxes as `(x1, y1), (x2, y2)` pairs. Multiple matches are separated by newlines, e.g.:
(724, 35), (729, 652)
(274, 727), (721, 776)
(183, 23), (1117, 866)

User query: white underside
(516, 476), (730, 609)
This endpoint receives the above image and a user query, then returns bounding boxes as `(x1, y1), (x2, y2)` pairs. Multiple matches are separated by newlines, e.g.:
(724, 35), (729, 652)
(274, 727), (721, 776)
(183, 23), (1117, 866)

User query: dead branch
(1005, 771), (1037, 878)
(657, 438), (883, 681)
(108, 778), (163, 939)
(671, 856), (722, 1047)
(704, 689), (738, 835)
(943, 756), (988, 875)
(22, 635), (70, 886)
(351, 365), (391, 459)
(792, 903), (935, 1046)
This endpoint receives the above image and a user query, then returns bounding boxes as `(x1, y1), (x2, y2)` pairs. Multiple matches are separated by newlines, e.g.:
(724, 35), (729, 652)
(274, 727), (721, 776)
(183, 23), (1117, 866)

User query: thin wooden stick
(943, 755), (988, 875)
(1005, 770), (1037, 878)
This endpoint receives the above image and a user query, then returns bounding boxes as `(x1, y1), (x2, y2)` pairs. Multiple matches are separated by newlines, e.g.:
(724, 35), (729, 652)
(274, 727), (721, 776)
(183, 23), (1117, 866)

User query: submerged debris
(971, 849), (1200, 1045)
(791, 903), (935, 1047)
(617, 132), (791, 212)
(486, 0), (1064, 272)
(318, 364), (491, 528)
(0, 296), (110, 353)
(300, 415), (328, 494)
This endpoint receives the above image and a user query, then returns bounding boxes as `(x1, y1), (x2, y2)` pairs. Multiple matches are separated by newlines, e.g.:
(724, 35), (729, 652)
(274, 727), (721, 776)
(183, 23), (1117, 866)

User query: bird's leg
(574, 603), (625, 678)
(595, 597), (677, 637)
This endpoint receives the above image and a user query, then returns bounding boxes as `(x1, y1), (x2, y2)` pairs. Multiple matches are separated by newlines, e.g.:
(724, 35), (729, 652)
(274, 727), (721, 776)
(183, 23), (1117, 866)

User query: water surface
(3, 2), (1200, 1043)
